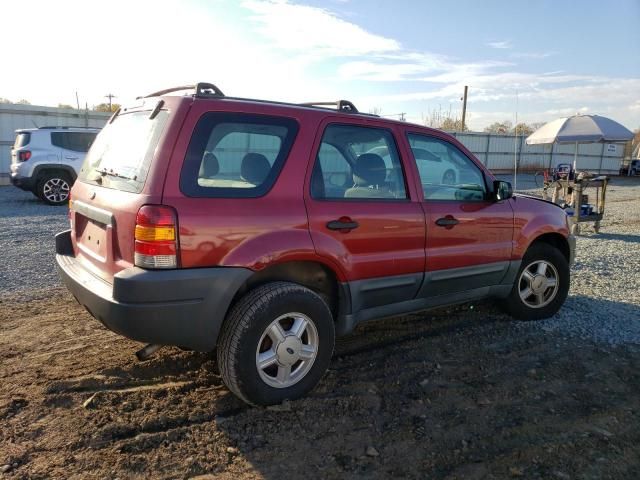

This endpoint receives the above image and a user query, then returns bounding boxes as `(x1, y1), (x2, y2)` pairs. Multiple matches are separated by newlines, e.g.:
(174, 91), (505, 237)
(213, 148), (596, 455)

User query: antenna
(514, 89), (519, 191)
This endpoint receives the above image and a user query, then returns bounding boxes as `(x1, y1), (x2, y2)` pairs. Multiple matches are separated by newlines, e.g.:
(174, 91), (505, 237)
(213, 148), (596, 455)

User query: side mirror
(493, 180), (513, 201)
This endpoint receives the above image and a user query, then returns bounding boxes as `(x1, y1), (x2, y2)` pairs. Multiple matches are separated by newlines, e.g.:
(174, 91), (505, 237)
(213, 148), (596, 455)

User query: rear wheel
(217, 282), (335, 406)
(37, 172), (72, 205)
(501, 243), (569, 321)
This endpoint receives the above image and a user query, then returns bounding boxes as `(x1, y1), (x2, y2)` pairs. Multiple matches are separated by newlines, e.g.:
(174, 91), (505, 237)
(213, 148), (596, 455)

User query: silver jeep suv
(10, 126), (99, 205)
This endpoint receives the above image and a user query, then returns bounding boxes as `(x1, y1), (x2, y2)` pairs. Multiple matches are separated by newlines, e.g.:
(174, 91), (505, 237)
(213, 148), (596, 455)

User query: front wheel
(217, 282), (335, 406)
(501, 243), (570, 321)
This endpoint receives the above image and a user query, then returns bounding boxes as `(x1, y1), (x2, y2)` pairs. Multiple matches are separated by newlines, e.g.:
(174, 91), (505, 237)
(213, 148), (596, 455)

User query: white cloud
(241, 0), (400, 57)
(511, 51), (557, 59)
(487, 40), (512, 49)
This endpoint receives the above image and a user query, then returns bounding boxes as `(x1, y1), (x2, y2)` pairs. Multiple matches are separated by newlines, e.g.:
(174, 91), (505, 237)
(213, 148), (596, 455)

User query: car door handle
(65, 156), (78, 160)
(326, 218), (359, 231)
(435, 216), (459, 227)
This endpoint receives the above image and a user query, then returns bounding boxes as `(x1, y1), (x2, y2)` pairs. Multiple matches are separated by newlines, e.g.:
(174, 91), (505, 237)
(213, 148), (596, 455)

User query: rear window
(78, 110), (169, 193)
(180, 113), (299, 198)
(51, 131), (97, 152)
(13, 132), (31, 148)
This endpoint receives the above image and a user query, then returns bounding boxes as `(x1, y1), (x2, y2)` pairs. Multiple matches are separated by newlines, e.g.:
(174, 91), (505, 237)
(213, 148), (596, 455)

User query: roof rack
(300, 100), (359, 113)
(37, 126), (99, 130)
(143, 83), (225, 99)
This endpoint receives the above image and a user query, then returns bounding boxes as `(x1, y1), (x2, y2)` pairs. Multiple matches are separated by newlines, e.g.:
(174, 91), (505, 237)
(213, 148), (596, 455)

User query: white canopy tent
(526, 114), (634, 171)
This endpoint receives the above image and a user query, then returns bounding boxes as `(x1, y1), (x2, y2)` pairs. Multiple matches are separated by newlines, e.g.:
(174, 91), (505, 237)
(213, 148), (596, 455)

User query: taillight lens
(19, 151), (31, 161)
(134, 205), (178, 269)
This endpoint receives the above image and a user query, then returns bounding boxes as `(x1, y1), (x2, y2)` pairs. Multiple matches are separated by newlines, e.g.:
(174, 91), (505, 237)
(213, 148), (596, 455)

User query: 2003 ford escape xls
(56, 83), (576, 406)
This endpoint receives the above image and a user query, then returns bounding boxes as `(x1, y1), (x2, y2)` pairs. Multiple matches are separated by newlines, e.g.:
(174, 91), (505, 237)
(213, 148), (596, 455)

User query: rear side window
(180, 113), (298, 198)
(51, 132), (97, 152)
(79, 110), (169, 193)
(13, 132), (31, 148)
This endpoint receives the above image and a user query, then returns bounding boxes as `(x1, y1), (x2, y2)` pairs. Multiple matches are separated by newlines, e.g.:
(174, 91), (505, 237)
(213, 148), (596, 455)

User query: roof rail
(143, 83), (225, 99)
(300, 100), (359, 113)
(37, 126), (99, 130)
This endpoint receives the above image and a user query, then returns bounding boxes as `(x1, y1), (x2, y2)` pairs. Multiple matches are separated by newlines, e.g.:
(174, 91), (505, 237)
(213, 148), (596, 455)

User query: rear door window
(180, 113), (298, 198)
(310, 124), (408, 200)
(51, 132), (97, 152)
(78, 110), (169, 193)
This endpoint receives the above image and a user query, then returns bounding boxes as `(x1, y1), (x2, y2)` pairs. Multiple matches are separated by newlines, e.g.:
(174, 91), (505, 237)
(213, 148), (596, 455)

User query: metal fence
(1, 104), (625, 185)
(0, 104), (111, 185)
(449, 131), (624, 174)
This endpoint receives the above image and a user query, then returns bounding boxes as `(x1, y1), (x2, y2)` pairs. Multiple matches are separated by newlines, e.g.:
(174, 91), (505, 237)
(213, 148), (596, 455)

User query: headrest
(199, 152), (219, 178)
(353, 153), (387, 187)
(241, 153), (271, 185)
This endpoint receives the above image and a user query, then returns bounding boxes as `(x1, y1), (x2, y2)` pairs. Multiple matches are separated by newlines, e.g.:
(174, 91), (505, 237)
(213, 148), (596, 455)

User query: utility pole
(75, 91), (80, 110)
(105, 93), (117, 111)
(461, 85), (468, 132)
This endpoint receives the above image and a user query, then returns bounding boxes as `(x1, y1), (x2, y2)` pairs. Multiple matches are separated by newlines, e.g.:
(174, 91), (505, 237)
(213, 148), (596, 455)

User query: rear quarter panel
(160, 101), (347, 279)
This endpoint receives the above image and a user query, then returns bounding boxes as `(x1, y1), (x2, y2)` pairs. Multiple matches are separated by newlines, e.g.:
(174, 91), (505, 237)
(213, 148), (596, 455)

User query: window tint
(407, 134), (486, 201)
(51, 132), (97, 152)
(13, 132), (31, 148)
(180, 113), (298, 198)
(311, 124), (407, 200)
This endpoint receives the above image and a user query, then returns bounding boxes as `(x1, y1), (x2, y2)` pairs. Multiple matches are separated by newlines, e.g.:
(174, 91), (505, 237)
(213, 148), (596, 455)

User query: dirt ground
(2, 180), (640, 479)
(2, 292), (640, 479)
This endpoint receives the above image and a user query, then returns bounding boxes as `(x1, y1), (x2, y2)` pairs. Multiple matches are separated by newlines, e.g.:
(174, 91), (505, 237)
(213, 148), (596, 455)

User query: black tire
(501, 243), (570, 321)
(217, 282), (335, 406)
(37, 172), (72, 206)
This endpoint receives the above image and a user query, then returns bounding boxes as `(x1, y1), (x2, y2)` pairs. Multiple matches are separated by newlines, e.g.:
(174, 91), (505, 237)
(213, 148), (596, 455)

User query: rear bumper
(10, 173), (35, 191)
(55, 230), (252, 351)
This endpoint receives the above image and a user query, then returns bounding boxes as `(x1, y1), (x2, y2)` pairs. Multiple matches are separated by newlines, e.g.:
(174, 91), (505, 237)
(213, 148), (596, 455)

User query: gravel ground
(0, 187), (68, 296)
(1, 177), (640, 479)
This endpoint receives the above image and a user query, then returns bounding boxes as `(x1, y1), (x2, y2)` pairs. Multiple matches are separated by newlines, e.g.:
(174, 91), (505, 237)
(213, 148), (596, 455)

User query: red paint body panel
(510, 195), (570, 258)
(422, 200), (514, 271)
(161, 98), (325, 275)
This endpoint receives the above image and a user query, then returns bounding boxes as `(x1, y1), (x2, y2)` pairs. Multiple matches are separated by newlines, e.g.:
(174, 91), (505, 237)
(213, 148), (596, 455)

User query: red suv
(56, 83), (575, 406)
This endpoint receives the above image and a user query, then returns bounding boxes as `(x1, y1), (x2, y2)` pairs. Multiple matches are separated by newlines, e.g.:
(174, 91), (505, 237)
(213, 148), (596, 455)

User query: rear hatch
(11, 130), (31, 166)
(70, 98), (187, 283)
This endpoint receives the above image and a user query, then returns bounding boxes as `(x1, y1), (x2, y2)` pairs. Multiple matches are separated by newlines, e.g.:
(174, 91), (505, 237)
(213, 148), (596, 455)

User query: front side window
(407, 133), (486, 201)
(310, 124), (407, 200)
(180, 113), (298, 198)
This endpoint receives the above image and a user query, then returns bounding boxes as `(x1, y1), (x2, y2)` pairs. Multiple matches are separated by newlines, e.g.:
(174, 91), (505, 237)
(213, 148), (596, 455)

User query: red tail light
(19, 150), (31, 161)
(134, 205), (179, 269)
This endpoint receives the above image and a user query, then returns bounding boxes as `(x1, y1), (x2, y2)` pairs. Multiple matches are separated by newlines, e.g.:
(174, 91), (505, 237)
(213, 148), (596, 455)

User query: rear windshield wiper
(98, 168), (137, 181)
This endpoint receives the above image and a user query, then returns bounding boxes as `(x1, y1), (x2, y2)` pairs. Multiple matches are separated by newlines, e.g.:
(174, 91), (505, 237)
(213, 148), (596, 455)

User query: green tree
(16, 99), (31, 105)
(57, 103), (75, 109)
(0, 97), (10, 104)
(440, 117), (467, 132)
(511, 122), (535, 136)
(484, 121), (513, 134)
(93, 103), (120, 112)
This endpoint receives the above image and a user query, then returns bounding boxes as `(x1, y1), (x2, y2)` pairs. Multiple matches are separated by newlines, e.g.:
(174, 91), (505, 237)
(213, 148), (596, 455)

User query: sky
(0, 0), (638, 131)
